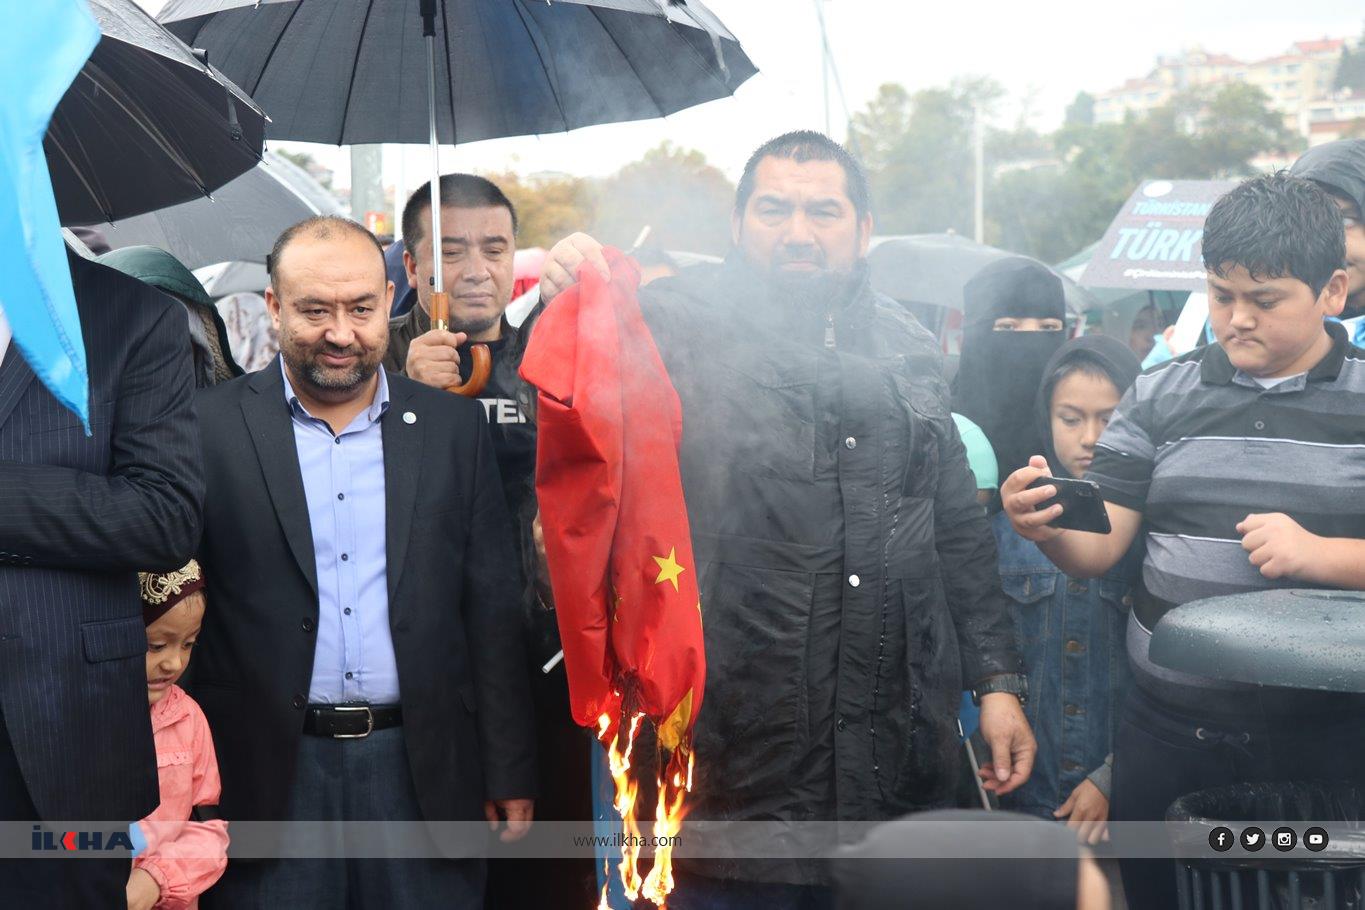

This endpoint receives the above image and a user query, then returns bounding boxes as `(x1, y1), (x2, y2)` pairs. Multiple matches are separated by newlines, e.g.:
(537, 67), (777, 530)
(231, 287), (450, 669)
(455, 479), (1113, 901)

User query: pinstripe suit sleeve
(0, 300), (203, 571)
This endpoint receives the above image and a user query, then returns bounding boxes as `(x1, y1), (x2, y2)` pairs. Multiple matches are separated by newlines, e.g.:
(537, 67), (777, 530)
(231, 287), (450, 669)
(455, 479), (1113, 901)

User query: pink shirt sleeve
(133, 702), (229, 910)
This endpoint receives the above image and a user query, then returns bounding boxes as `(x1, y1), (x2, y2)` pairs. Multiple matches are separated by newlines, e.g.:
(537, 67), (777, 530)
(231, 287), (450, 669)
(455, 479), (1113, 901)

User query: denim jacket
(990, 511), (1137, 819)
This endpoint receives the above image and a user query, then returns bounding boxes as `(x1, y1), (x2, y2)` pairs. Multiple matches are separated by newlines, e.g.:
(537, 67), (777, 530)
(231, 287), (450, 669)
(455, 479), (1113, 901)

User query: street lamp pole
(814, 0), (831, 135)
(974, 105), (985, 244)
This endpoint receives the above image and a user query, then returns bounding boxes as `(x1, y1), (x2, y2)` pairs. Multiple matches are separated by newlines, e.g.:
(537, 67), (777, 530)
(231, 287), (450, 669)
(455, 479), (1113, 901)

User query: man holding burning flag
(529, 131), (1033, 905)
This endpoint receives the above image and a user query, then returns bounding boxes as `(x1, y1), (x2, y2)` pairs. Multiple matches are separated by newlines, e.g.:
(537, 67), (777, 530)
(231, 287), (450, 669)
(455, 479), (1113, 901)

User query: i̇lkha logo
(32, 826), (134, 852)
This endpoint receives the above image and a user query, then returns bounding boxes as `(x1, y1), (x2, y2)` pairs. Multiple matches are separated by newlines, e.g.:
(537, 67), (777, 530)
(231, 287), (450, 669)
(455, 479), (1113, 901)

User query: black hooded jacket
(1291, 138), (1365, 218)
(1035, 335), (1142, 480)
(1291, 139), (1365, 316)
(635, 255), (1021, 883)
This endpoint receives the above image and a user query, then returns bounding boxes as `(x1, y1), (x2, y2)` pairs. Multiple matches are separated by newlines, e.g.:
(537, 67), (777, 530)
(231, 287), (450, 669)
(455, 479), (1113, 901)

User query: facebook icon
(1209, 827), (1234, 852)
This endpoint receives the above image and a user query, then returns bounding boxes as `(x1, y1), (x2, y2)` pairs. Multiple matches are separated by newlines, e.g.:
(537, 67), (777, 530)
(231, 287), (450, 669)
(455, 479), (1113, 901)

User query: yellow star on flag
(653, 547), (686, 593)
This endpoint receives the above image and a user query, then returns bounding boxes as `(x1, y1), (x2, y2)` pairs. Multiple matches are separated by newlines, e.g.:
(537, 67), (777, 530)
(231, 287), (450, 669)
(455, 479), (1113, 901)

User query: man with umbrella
(536, 131), (1034, 903)
(385, 174), (535, 515)
(383, 174), (593, 903)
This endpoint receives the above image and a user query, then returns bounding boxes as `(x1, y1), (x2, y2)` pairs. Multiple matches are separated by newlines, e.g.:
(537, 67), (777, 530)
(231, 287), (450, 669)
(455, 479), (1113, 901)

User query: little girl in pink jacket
(127, 561), (229, 910)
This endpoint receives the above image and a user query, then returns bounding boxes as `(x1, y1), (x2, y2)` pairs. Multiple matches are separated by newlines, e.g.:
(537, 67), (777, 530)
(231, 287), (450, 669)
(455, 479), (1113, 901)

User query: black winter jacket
(637, 257), (1021, 882)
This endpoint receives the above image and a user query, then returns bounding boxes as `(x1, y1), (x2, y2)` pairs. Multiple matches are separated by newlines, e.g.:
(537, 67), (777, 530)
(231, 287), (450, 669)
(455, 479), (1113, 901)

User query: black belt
(303, 704), (402, 738)
(1133, 588), (1177, 632)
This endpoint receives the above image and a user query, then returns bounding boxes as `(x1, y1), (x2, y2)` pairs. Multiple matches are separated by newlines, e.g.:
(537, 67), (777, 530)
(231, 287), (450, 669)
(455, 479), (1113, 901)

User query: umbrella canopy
(94, 150), (344, 269)
(868, 234), (1095, 317)
(1057, 240), (1188, 349)
(158, 0), (757, 146)
(48, 0), (266, 226)
(161, 0), (755, 397)
(194, 260), (269, 299)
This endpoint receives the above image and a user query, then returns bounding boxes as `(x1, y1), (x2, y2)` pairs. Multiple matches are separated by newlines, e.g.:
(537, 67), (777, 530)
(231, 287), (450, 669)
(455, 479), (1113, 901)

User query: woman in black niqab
(952, 258), (1067, 483)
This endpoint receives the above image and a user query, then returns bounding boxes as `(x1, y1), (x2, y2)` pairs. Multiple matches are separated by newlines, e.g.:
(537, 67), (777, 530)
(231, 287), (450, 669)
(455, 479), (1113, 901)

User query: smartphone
(1026, 476), (1111, 534)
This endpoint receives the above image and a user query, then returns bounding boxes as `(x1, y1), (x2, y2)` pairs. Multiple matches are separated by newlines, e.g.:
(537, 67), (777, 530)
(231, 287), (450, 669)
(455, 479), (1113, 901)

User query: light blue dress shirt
(282, 361), (400, 704)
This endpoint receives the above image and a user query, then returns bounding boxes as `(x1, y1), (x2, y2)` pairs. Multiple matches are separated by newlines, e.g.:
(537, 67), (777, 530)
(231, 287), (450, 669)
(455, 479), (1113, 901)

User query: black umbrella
(158, 0), (756, 146)
(159, 0), (755, 381)
(868, 234), (1096, 316)
(94, 150), (343, 269)
(49, 0), (266, 226)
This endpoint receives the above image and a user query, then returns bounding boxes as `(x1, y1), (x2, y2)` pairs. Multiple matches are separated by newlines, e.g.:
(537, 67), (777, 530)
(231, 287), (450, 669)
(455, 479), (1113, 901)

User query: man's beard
(448, 311), (500, 337)
(419, 286), (503, 338)
(282, 336), (382, 398)
(766, 265), (860, 319)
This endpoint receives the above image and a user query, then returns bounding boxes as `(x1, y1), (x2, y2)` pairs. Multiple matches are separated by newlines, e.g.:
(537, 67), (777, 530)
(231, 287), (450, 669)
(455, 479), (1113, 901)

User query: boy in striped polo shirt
(1001, 172), (1365, 908)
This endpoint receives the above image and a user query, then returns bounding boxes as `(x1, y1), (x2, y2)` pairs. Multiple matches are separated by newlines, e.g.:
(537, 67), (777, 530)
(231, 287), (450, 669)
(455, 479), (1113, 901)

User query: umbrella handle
(429, 291), (492, 397)
(449, 344), (491, 398)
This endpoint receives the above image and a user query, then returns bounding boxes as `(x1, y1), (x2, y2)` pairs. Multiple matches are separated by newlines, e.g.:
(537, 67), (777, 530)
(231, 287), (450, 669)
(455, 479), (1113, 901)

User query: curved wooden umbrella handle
(429, 290), (492, 397)
(448, 343), (491, 397)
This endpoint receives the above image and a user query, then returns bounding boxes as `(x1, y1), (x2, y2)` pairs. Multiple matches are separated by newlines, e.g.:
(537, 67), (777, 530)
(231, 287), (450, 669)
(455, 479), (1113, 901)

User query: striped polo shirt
(1087, 321), (1365, 713)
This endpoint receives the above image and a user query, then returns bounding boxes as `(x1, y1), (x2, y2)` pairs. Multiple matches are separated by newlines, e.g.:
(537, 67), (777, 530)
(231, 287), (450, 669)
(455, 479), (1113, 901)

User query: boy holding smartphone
(1001, 172), (1365, 908)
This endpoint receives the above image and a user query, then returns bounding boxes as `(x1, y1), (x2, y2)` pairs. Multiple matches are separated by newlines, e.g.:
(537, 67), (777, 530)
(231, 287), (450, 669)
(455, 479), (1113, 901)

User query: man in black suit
(193, 216), (536, 907)
(0, 251), (203, 907)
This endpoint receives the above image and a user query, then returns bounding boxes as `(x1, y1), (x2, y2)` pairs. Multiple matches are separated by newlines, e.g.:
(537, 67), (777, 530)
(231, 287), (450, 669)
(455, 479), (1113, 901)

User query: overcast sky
(139, 0), (1361, 190)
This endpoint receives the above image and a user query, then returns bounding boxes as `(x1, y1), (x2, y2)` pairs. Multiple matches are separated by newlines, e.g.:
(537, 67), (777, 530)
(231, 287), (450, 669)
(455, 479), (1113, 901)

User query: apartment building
(1093, 37), (1355, 143)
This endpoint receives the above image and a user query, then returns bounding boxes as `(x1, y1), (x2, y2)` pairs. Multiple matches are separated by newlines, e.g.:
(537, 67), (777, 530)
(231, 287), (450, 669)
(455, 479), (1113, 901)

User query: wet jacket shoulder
(383, 303), (426, 376)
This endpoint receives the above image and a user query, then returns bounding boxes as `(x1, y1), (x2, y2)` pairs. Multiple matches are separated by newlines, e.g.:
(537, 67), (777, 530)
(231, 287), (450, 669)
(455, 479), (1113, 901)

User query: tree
(1169, 83), (1297, 175)
(1335, 26), (1365, 92)
(1003, 84), (1293, 259)
(848, 73), (1299, 262)
(276, 149), (332, 190)
(847, 76), (1004, 236)
(847, 84), (914, 176)
(590, 143), (734, 255)
(1064, 91), (1095, 128)
(484, 170), (595, 250)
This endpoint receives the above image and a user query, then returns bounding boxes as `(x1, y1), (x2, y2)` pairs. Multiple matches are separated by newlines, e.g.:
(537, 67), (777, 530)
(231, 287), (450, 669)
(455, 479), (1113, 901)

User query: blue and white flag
(0, 0), (100, 426)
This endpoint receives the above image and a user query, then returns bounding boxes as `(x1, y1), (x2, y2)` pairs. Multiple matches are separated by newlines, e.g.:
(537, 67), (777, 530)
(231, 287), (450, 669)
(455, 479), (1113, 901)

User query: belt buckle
(332, 705), (374, 739)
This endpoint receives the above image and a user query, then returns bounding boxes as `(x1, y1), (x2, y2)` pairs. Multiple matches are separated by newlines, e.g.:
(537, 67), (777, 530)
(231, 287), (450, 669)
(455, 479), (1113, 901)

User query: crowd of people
(0, 129), (1363, 910)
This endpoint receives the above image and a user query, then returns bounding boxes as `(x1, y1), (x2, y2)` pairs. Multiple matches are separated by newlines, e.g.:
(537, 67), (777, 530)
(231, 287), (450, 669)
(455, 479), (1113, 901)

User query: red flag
(519, 250), (705, 751)
(520, 250), (703, 903)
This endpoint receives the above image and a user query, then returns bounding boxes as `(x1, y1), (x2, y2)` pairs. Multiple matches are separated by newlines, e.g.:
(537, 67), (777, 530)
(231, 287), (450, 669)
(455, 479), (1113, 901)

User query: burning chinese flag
(520, 249), (704, 906)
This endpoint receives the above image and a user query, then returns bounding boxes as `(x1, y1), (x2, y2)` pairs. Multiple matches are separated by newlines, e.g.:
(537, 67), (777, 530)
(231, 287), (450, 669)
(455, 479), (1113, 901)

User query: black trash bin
(1150, 591), (1365, 910)
(1166, 781), (1365, 910)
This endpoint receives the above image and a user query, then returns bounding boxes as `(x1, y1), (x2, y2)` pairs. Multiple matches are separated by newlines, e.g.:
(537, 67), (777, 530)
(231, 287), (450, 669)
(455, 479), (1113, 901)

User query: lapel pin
(403, 411), (417, 425)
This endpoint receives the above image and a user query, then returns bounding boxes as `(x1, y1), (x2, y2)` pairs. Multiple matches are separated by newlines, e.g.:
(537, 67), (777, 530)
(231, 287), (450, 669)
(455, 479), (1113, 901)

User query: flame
(641, 750), (694, 906)
(597, 713), (696, 909)
(597, 863), (612, 910)
(600, 712), (645, 901)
